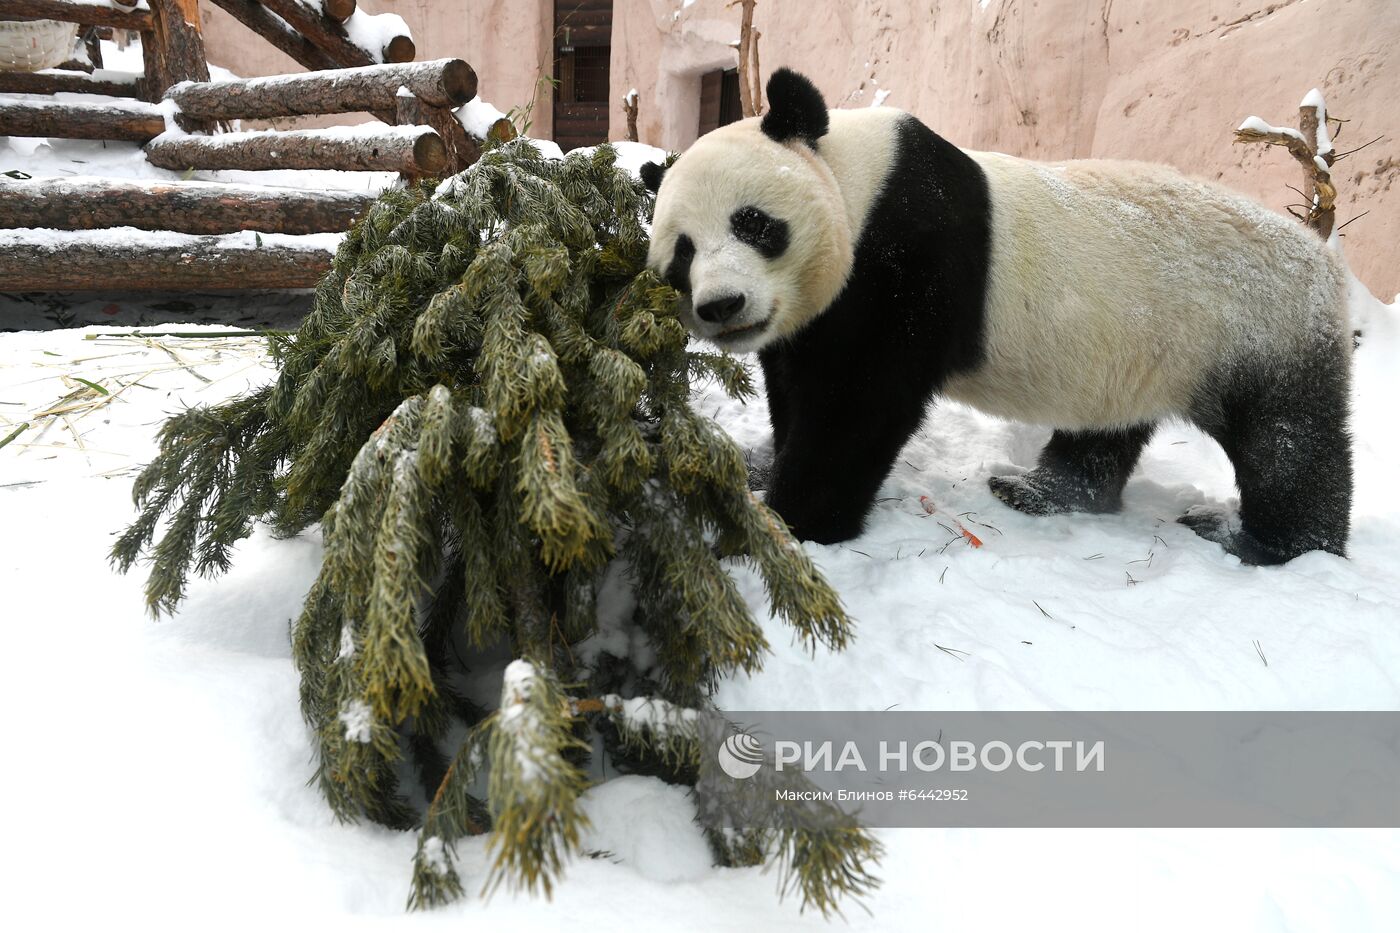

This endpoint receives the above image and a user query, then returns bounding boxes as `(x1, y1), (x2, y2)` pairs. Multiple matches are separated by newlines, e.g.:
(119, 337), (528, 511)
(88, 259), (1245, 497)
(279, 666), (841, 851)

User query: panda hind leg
(1184, 371), (1352, 566)
(990, 424), (1155, 517)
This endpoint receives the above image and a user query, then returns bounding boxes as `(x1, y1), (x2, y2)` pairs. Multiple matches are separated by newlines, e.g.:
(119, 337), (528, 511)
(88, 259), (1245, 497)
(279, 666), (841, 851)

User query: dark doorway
(698, 68), (744, 137)
(554, 0), (613, 151)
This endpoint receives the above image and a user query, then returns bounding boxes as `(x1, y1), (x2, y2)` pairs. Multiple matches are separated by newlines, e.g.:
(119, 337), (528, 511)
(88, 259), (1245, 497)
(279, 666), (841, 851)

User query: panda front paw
(745, 448), (775, 492)
(1178, 505), (1235, 545)
(989, 471), (1077, 516)
(1178, 506), (1291, 565)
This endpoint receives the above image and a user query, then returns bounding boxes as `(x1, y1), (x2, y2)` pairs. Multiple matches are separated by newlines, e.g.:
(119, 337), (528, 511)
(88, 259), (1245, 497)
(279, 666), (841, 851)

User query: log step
(0, 177), (377, 236)
(0, 69), (145, 100)
(0, 98), (165, 143)
(166, 59), (477, 121)
(3, 0), (154, 31)
(143, 124), (447, 174)
(0, 228), (338, 291)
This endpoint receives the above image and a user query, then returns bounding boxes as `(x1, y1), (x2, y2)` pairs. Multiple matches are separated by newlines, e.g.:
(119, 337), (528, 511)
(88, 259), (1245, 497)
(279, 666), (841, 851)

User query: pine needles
(113, 140), (877, 913)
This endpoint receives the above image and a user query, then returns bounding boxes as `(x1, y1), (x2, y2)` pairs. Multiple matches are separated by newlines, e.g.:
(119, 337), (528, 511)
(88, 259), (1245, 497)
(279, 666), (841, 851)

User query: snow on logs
(2, 0), (154, 31)
(0, 68), (144, 99)
(0, 228), (338, 290)
(246, 0), (414, 66)
(0, 177), (375, 236)
(206, 0), (340, 73)
(0, 99), (165, 143)
(143, 124), (448, 174)
(165, 59), (477, 121)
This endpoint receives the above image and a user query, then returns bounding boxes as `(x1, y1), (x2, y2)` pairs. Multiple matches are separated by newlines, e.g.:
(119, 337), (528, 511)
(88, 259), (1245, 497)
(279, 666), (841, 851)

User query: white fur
(647, 109), (904, 352)
(649, 109), (1350, 428)
(944, 153), (1350, 428)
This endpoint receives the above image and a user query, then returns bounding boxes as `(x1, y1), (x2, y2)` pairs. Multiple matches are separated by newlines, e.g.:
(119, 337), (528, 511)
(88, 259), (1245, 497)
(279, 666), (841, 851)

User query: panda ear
(760, 68), (829, 147)
(640, 160), (667, 193)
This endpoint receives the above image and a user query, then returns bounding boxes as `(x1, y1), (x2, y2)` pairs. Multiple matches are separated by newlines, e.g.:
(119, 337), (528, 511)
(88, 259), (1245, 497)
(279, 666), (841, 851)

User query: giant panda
(641, 68), (1353, 566)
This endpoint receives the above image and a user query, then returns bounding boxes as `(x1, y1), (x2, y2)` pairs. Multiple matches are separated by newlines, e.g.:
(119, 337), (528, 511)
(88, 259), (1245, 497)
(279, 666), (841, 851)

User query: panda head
(643, 69), (854, 353)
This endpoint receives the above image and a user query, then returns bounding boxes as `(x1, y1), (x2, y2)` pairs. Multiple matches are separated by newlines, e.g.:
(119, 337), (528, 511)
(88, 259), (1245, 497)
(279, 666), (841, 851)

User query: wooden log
(394, 93), (479, 176)
(142, 0), (210, 129)
(0, 99), (165, 142)
(0, 177), (376, 235)
(144, 124), (447, 174)
(0, 230), (335, 290)
(257, 0), (414, 65)
(82, 24), (103, 68)
(146, 0), (209, 88)
(0, 0), (154, 30)
(205, 0), (339, 73)
(0, 68), (143, 98)
(167, 59), (477, 121)
(322, 0), (355, 23)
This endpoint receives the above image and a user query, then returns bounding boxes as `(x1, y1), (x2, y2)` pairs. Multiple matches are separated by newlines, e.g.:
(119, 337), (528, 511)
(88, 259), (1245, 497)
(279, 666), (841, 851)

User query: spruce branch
(113, 139), (868, 914)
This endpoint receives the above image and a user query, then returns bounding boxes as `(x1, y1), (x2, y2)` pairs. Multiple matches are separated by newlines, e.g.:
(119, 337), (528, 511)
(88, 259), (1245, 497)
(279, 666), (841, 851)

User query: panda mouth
(715, 318), (769, 340)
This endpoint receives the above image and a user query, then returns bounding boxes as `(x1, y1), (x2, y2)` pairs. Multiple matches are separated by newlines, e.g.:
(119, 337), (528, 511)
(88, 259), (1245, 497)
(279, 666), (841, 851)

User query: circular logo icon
(717, 732), (764, 779)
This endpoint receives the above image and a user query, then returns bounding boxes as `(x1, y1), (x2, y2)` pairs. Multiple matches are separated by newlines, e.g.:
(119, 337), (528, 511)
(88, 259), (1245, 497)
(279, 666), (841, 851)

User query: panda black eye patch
(665, 234), (695, 294)
(730, 207), (789, 259)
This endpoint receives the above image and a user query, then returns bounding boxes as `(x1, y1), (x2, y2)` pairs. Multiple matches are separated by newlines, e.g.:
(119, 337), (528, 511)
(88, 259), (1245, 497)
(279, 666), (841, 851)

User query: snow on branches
(113, 139), (871, 915)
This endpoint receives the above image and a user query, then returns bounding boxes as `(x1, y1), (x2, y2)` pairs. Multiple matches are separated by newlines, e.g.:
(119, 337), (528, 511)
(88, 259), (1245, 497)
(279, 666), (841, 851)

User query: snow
(1302, 87), (1334, 159)
(342, 9), (412, 64)
(576, 776), (712, 883)
(1237, 115), (1307, 143)
(526, 138), (565, 161)
(421, 836), (451, 875)
(871, 87), (892, 107)
(337, 623), (356, 660)
(2, 282), (1397, 927)
(5, 225), (344, 254)
(0, 38), (398, 195)
(2, 214), (1399, 925)
(566, 140), (669, 176)
(498, 660), (546, 782)
(339, 700), (374, 743)
(455, 95), (509, 139)
(28, 66), (140, 86)
(147, 122), (437, 150)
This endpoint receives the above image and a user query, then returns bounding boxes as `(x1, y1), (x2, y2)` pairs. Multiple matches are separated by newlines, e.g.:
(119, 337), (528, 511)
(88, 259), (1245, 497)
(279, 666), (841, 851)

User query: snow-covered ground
(1, 279), (1397, 928)
(3, 42), (1397, 924)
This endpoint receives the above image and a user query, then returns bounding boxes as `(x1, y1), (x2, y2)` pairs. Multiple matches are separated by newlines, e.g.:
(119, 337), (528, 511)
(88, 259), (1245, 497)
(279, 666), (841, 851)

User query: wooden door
(698, 68), (743, 137)
(553, 0), (612, 151)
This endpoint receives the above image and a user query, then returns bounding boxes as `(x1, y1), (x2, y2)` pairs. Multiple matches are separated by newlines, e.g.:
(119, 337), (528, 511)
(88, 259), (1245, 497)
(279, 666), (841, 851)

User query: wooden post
(82, 24), (104, 68)
(622, 89), (638, 142)
(144, 124), (448, 174)
(142, 0), (211, 131)
(0, 98), (165, 142)
(727, 0), (762, 117)
(165, 59), (477, 121)
(1234, 89), (1339, 240)
(0, 234), (336, 290)
(0, 177), (376, 235)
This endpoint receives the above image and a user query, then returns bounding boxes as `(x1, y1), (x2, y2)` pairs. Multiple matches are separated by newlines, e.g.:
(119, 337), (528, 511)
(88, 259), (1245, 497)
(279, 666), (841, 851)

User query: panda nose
(695, 294), (746, 324)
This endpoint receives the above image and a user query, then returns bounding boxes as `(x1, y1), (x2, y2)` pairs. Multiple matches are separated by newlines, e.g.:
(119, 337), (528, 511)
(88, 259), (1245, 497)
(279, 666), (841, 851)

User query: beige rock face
(202, 0), (1399, 298)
